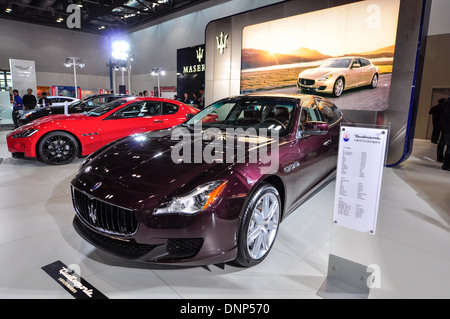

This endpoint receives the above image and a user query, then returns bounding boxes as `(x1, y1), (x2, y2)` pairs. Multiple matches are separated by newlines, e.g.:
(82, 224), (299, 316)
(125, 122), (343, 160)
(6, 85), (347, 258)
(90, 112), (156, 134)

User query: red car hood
(19, 113), (91, 130)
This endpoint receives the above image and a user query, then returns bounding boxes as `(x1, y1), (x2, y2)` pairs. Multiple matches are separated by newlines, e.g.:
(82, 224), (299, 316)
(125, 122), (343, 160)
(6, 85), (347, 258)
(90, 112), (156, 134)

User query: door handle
(153, 120), (163, 123)
(323, 140), (332, 146)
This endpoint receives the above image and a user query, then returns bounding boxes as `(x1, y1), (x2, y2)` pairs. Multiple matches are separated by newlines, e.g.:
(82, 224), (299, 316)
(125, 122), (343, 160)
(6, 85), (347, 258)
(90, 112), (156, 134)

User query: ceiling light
(111, 40), (130, 60)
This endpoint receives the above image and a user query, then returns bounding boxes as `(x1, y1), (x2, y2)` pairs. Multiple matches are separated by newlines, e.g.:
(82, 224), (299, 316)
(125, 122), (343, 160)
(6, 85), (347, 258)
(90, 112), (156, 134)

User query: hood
(299, 67), (342, 79)
(73, 127), (277, 201)
(18, 113), (91, 130)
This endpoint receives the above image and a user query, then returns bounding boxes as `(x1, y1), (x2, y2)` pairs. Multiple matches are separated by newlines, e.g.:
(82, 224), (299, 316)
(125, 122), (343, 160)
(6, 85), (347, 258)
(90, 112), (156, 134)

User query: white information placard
(333, 125), (389, 235)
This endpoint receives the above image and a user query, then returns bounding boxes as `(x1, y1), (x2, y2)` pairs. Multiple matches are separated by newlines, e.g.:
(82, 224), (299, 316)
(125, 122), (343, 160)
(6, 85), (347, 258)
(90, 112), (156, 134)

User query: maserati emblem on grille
(92, 182), (102, 190)
(88, 202), (97, 224)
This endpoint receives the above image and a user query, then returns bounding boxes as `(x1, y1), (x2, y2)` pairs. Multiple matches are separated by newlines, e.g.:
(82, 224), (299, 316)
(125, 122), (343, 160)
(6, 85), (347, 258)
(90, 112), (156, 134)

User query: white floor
(0, 127), (449, 299)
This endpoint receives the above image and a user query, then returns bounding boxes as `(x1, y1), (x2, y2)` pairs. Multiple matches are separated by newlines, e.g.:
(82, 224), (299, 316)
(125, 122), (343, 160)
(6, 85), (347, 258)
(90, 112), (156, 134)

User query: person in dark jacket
(22, 88), (37, 110)
(12, 89), (23, 128)
(429, 98), (446, 144)
(440, 97), (450, 171)
(38, 92), (52, 107)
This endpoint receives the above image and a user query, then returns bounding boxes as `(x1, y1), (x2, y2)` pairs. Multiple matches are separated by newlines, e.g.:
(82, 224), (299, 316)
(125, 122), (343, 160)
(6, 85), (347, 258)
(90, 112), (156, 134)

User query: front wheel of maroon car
(37, 131), (79, 165)
(234, 183), (281, 267)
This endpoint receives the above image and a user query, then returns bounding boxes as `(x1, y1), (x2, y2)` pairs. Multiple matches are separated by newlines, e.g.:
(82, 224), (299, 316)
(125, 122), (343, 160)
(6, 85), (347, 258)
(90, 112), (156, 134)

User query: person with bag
(12, 89), (23, 128)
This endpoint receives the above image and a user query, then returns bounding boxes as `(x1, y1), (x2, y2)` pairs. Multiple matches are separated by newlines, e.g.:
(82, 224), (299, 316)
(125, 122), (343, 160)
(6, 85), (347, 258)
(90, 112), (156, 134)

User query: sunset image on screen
(240, 0), (400, 111)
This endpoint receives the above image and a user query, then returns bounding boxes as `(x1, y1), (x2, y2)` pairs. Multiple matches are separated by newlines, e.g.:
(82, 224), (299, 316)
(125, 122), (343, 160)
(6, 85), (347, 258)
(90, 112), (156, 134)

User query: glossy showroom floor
(0, 127), (449, 299)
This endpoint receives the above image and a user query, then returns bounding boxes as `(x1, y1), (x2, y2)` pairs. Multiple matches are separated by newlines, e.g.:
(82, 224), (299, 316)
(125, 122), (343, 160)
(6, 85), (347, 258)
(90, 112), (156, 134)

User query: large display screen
(240, 0), (400, 112)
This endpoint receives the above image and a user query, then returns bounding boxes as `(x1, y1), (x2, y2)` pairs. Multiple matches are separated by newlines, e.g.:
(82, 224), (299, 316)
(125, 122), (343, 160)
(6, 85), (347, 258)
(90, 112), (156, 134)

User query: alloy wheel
(334, 78), (344, 97)
(246, 192), (280, 260)
(371, 74), (378, 88)
(40, 134), (77, 165)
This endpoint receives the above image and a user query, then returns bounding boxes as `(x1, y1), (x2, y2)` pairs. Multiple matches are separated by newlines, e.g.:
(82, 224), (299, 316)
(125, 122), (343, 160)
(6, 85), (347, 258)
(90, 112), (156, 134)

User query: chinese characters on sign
(333, 125), (388, 234)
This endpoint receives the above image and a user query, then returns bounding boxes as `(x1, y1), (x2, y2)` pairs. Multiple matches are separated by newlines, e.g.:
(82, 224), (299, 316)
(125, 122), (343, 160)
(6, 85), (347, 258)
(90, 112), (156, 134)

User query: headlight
(154, 180), (227, 215)
(22, 112), (34, 119)
(12, 129), (38, 138)
(318, 74), (332, 81)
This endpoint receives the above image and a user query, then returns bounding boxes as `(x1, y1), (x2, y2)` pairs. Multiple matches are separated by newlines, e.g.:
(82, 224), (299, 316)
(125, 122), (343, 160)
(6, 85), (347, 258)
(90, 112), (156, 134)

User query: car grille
(299, 78), (315, 86)
(72, 187), (138, 236)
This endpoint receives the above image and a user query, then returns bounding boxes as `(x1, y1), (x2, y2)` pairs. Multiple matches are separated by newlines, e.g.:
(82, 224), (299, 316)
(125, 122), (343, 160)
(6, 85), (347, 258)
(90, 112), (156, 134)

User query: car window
(300, 99), (324, 123)
(87, 98), (135, 117)
(360, 58), (370, 67)
(86, 97), (106, 107)
(319, 58), (352, 68)
(187, 97), (295, 136)
(116, 101), (161, 118)
(317, 99), (342, 125)
(352, 59), (361, 67)
(162, 102), (179, 115)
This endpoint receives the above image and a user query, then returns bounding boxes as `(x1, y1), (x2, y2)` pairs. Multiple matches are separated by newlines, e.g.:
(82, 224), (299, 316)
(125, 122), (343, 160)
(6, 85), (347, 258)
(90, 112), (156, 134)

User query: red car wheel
(37, 131), (79, 165)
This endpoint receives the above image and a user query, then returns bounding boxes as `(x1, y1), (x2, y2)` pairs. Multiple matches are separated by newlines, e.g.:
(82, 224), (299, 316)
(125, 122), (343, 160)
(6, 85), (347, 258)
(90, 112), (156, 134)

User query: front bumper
(6, 135), (36, 158)
(71, 185), (245, 266)
(297, 78), (333, 94)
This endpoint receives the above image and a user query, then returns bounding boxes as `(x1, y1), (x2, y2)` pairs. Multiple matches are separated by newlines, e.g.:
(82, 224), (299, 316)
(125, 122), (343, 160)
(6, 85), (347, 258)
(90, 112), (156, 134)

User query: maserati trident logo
(196, 47), (204, 62)
(92, 182), (102, 190)
(88, 201), (97, 224)
(216, 32), (229, 54)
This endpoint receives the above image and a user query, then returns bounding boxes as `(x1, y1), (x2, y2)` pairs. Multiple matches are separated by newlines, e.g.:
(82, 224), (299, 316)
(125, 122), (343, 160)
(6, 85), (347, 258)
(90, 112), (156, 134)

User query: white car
(39, 96), (79, 107)
(297, 57), (379, 97)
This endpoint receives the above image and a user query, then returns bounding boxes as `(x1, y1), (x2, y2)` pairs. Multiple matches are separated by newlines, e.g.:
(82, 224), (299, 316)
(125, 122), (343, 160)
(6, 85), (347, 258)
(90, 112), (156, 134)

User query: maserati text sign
(333, 125), (388, 234)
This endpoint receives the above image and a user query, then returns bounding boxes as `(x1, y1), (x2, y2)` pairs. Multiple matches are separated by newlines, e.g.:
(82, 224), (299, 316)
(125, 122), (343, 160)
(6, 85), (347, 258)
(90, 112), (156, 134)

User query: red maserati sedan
(7, 97), (198, 165)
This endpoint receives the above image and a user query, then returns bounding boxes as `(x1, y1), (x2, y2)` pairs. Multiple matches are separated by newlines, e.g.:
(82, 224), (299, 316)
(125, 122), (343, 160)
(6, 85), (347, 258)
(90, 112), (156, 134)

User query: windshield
(319, 58), (352, 68)
(86, 98), (135, 117)
(185, 97), (296, 136)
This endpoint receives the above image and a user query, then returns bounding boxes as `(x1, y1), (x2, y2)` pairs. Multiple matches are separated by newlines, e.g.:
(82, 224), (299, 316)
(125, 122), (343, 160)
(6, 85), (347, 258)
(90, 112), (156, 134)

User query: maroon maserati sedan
(71, 93), (345, 267)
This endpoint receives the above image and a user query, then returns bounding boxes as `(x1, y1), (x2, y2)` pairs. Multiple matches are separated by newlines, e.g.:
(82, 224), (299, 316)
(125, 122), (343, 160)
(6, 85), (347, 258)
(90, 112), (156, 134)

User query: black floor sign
(42, 260), (108, 299)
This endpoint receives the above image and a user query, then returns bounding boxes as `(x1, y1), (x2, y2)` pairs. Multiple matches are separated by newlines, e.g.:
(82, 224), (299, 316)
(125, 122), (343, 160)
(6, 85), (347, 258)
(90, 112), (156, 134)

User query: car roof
(46, 96), (78, 99)
(235, 92), (320, 101)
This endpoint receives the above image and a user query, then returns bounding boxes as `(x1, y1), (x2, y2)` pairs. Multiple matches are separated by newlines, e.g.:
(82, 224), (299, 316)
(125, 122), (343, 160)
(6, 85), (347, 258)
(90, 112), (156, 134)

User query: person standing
(182, 92), (190, 104)
(429, 98), (445, 144)
(192, 92), (200, 108)
(440, 97), (450, 171)
(198, 88), (205, 110)
(38, 92), (52, 107)
(12, 89), (23, 128)
(22, 88), (37, 110)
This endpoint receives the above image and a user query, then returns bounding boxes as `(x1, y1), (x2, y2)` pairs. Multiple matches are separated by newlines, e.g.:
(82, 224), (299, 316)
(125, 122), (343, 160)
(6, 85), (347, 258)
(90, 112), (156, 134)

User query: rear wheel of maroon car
(37, 131), (79, 165)
(234, 182), (281, 267)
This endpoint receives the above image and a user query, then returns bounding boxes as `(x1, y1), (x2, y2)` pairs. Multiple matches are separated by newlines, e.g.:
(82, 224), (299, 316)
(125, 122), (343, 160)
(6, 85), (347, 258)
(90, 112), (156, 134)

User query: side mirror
(112, 112), (124, 119)
(298, 122), (329, 137)
(352, 63), (361, 69)
(186, 113), (195, 120)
